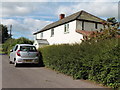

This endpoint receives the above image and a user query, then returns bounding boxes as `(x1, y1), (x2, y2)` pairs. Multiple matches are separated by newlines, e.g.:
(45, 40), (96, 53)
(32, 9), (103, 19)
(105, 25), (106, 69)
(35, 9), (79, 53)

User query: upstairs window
(41, 32), (43, 39)
(64, 24), (69, 33)
(51, 28), (54, 37)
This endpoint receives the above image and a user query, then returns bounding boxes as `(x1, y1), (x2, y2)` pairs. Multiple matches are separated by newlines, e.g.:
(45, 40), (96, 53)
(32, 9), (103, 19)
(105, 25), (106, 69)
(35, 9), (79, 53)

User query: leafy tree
(2, 37), (33, 54)
(0, 24), (9, 43)
(107, 17), (117, 25)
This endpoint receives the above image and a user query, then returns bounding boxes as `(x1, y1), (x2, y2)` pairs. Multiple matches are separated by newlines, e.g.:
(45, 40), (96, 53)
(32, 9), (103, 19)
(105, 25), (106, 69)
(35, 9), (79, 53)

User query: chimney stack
(59, 14), (65, 20)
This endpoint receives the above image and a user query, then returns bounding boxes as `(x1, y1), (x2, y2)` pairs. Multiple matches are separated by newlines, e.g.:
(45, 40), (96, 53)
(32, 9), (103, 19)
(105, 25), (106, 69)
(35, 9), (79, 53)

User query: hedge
(39, 38), (120, 88)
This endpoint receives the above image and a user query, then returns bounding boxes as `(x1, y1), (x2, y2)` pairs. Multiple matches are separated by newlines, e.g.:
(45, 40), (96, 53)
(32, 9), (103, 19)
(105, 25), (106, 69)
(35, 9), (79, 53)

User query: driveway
(1, 55), (111, 89)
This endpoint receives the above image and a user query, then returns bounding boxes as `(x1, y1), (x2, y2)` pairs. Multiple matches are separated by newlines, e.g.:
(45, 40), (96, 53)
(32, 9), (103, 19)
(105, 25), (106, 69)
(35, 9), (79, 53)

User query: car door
(10, 45), (18, 62)
(10, 46), (15, 62)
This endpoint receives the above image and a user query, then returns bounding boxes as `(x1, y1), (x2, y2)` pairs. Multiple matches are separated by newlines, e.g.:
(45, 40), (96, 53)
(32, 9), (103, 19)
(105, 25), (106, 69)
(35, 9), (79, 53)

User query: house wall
(35, 20), (104, 46)
(33, 40), (39, 49)
(36, 20), (83, 45)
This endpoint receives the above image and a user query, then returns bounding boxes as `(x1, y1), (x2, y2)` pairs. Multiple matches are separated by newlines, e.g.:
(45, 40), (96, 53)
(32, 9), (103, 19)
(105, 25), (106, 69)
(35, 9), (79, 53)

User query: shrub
(39, 38), (120, 88)
(2, 37), (33, 54)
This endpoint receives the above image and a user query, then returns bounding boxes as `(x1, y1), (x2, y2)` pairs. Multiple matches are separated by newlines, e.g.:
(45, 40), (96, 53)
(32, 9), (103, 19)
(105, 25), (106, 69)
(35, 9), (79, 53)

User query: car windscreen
(20, 46), (37, 52)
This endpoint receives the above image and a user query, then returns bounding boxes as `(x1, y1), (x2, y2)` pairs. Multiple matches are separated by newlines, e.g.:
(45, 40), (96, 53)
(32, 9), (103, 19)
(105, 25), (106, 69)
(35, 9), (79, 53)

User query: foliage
(107, 17), (117, 25)
(0, 24), (9, 43)
(2, 37), (33, 54)
(39, 38), (120, 88)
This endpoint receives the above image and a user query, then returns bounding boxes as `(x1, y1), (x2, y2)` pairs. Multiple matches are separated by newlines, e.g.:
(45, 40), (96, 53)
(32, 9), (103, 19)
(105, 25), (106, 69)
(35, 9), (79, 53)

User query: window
(95, 23), (98, 29)
(64, 24), (69, 33)
(41, 32), (43, 38)
(13, 45), (18, 51)
(51, 28), (54, 37)
(20, 46), (37, 52)
(82, 21), (84, 30)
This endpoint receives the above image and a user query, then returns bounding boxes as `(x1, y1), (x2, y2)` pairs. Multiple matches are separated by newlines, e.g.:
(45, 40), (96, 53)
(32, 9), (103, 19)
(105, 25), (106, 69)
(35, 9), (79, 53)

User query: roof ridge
(75, 10), (84, 19)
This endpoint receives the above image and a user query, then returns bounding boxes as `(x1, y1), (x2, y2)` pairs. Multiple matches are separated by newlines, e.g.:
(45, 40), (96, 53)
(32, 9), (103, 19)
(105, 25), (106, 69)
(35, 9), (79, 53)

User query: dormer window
(64, 23), (69, 33)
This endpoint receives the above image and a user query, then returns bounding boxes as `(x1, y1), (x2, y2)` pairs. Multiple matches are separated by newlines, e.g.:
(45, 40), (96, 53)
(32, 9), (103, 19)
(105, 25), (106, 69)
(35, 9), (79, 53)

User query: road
(2, 55), (110, 89)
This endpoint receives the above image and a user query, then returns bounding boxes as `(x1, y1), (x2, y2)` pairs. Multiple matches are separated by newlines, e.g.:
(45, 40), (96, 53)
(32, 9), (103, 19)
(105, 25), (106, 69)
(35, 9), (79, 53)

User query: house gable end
(77, 11), (104, 23)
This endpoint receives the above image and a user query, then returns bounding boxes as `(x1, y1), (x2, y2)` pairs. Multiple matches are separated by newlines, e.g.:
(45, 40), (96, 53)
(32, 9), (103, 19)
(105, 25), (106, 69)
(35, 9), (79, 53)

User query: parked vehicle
(9, 44), (39, 67)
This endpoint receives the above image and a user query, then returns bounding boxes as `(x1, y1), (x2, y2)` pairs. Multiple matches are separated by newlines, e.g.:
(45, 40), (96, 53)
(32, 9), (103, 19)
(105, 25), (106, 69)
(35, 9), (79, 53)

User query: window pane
(64, 24), (67, 32)
(41, 32), (43, 38)
(51, 28), (54, 37)
(64, 24), (69, 33)
(20, 46), (37, 52)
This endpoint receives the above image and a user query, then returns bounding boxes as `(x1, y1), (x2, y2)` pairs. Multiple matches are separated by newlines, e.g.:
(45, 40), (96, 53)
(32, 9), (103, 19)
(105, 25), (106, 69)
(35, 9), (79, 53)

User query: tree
(0, 24), (9, 43)
(107, 17), (117, 26)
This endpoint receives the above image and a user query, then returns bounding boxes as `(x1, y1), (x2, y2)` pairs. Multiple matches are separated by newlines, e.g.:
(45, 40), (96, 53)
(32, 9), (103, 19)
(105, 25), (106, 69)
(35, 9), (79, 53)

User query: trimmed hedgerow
(39, 38), (120, 88)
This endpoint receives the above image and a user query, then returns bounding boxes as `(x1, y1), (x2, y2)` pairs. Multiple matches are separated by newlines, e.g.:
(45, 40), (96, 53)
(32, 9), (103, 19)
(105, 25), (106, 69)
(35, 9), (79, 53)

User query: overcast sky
(0, 0), (119, 40)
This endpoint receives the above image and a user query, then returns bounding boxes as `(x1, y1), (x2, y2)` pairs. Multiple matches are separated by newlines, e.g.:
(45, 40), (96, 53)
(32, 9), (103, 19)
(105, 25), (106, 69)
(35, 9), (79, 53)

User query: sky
(0, 0), (120, 40)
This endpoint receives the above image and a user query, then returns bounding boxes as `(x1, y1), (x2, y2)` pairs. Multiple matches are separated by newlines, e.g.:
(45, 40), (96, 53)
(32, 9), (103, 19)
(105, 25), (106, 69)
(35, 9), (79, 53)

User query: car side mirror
(10, 49), (13, 52)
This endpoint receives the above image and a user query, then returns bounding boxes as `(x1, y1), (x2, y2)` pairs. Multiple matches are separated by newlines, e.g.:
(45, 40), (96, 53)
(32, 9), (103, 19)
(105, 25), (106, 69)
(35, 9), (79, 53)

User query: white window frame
(64, 23), (69, 34)
(41, 32), (43, 39)
(51, 28), (54, 37)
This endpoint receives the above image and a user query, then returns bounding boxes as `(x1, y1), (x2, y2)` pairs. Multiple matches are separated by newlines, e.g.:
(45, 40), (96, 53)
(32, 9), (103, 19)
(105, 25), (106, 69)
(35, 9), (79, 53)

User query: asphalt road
(2, 55), (110, 88)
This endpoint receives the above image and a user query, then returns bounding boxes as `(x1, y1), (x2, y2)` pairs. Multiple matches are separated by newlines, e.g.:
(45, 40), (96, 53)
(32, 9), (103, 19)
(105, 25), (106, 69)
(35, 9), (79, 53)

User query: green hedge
(39, 38), (120, 88)
(2, 37), (33, 54)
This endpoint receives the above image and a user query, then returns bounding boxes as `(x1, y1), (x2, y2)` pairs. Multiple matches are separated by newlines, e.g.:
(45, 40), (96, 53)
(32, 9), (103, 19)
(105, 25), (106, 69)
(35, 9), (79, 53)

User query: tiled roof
(33, 10), (105, 35)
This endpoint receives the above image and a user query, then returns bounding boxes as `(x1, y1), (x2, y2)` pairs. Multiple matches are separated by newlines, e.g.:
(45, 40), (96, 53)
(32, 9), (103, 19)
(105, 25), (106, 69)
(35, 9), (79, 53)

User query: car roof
(17, 44), (34, 46)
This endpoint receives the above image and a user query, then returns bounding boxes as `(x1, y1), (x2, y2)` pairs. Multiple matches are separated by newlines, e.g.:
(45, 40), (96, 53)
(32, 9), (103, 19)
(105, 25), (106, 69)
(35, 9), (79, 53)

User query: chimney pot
(59, 14), (65, 19)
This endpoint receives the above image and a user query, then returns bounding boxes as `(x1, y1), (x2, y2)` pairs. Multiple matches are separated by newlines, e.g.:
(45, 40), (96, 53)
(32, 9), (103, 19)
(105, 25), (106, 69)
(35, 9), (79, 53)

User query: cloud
(1, 18), (52, 39)
(1, 2), (36, 17)
(2, 0), (119, 2)
(56, 2), (118, 20)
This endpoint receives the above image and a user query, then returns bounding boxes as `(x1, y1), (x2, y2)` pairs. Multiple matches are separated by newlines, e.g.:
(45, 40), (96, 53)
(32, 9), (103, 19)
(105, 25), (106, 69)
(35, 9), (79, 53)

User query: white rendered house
(33, 10), (105, 49)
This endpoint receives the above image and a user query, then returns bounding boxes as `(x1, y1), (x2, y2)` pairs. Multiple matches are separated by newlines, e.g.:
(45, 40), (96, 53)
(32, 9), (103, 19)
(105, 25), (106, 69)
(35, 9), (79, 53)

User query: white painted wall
(36, 20), (83, 45)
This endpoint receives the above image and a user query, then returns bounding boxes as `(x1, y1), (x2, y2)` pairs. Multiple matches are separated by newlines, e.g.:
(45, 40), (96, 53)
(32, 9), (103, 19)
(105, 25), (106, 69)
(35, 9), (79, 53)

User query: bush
(39, 38), (120, 88)
(2, 37), (33, 54)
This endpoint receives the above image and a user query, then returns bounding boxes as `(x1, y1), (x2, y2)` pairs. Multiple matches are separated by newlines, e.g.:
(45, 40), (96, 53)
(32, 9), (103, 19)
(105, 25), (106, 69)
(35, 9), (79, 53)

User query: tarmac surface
(2, 55), (111, 89)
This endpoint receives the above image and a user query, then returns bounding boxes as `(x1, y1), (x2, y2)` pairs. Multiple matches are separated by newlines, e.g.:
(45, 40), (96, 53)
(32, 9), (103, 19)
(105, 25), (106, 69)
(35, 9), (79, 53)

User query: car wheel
(14, 60), (18, 67)
(9, 61), (13, 64)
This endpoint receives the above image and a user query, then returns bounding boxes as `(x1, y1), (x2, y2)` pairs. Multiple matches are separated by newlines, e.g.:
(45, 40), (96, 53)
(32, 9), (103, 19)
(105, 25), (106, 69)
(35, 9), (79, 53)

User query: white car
(9, 44), (39, 67)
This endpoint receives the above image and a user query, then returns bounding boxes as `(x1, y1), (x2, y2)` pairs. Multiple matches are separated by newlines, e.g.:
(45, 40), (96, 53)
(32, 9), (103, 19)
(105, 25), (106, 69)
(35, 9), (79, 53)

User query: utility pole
(10, 25), (12, 38)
